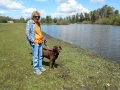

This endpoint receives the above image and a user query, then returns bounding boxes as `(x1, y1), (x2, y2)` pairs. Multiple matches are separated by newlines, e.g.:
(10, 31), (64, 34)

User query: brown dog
(42, 45), (62, 70)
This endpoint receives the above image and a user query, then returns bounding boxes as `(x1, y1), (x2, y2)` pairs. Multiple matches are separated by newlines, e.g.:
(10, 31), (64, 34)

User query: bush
(56, 20), (69, 25)
(94, 18), (102, 24)
(113, 22), (119, 25)
(113, 15), (120, 25)
(82, 20), (91, 24)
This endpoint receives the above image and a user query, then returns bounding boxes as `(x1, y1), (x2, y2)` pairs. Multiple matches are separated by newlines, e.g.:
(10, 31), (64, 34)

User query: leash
(43, 40), (52, 50)
(44, 43), (50, 49)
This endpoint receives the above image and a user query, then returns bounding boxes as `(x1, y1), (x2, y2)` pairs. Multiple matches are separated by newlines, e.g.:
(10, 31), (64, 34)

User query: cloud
(90, 0), (105, 4)
(0, 10), (6, 14)
(22, 8), (47, 18)
(0, 0), (25, 10)
(39, 10), (47, 16)
(22, 8), (36, 18)
(22, 8), (36, 14)
(55, 0), (68, 4)
(54, 0), (89, 17)
(35, 0), (47, 2)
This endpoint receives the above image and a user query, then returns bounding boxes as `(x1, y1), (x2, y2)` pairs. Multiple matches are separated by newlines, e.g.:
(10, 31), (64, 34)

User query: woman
(26, 10), (46, 75)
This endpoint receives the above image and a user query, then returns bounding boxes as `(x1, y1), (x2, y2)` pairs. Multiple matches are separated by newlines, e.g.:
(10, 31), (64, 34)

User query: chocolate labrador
(42, 45), (62, 70)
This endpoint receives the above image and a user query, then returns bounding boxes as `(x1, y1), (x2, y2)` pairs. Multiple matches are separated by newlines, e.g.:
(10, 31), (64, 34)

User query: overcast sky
(0, 0), (120, 19)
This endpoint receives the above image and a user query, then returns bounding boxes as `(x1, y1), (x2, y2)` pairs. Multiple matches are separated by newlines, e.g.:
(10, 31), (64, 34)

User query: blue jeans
(32, 43), (43, 71)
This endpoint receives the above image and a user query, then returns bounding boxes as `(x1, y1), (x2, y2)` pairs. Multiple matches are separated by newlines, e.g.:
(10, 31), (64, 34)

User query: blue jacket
(26, 19), (41, 45)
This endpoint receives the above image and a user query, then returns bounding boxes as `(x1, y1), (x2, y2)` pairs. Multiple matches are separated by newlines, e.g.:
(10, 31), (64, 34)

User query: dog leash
(43, 41), (52, 50)
(44, 43), (50, 48)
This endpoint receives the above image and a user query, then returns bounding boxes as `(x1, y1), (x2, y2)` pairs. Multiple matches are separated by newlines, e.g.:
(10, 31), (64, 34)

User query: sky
(0, 0), (120, 19)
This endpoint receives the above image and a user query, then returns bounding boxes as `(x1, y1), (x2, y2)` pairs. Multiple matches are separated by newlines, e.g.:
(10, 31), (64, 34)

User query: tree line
(0, 5), (120, 25)
(0, 16), (29, 23)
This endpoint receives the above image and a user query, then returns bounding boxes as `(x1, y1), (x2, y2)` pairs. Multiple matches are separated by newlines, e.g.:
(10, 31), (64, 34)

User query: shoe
(34, 70), (42, 75)
(40, 67), (46, 72)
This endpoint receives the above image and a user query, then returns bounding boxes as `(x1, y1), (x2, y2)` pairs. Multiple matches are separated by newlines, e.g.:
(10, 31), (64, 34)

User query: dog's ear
(53, 46), (57, 52)
(57, 45), (62, 50)
(59, 46), (62, 50)
(52, 46), (57, 55)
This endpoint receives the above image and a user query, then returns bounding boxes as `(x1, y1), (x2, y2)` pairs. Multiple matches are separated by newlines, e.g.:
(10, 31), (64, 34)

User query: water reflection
(41, 24), (120, 64)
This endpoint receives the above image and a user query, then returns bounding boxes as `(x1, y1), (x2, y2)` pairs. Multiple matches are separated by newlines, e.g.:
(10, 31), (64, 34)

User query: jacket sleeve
(26, 20), (35, 43)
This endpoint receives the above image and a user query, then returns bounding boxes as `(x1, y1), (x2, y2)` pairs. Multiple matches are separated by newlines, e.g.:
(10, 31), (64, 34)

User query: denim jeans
(32, 43), (42, 71)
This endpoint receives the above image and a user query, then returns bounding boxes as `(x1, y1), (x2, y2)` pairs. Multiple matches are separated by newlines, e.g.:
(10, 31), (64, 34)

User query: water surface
(41, 24), (120, 64)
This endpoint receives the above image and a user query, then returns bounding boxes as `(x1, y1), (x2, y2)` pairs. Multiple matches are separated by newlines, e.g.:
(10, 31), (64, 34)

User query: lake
(41, 24), (120, 64)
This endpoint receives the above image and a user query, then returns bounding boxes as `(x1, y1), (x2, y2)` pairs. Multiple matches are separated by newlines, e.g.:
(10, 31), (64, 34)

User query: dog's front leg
(52, 60), (56, 69)
(49, 59), (53, 71)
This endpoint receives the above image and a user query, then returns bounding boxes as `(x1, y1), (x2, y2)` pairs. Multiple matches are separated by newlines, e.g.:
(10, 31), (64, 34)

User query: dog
(42, 45), (62, 70)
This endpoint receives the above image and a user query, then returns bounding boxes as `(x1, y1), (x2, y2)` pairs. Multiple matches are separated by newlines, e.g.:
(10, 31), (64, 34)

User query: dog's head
(53, 45), (62, 54)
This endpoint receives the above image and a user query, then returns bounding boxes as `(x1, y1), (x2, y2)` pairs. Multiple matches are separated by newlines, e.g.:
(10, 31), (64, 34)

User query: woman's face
(33, 13), (40, 22)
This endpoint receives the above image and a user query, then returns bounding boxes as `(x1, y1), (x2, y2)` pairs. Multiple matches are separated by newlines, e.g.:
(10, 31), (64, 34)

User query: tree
(46, 16), (52, 23)
(0, 16), (12, 23)
(19, 17), (25, 23)
(114, 10), (119, 15)
(106, 6), (114, 18)
(79, 13), (84, 22)
(76, 13), (79, 23)
(41, 17), (46, 23)
(90, 11), (96, 23)
(84, 12), (90, 21)
(53, 17), (57, 23)
(71, 15), (76, 23)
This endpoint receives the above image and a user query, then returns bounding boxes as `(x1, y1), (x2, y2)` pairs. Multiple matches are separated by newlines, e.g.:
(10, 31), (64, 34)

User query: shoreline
(42, 31), (119, 65)
(42, 31), (120, 65)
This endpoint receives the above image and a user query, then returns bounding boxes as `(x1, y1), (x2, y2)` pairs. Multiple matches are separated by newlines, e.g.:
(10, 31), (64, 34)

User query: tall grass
(0, 23), (120, 90)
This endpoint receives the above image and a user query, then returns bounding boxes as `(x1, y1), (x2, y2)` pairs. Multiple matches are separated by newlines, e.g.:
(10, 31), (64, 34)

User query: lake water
(41, 24), (120, 64)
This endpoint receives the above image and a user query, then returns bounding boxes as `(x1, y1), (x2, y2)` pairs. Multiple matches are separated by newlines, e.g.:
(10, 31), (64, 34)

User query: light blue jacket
(26, 19), (41, 45)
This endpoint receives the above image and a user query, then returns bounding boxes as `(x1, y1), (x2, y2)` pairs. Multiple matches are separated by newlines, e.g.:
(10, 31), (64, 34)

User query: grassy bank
(0, 23), (120, 90)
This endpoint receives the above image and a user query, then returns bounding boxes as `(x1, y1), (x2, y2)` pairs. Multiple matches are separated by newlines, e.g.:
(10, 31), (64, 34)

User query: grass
(0, 23), (120, 90)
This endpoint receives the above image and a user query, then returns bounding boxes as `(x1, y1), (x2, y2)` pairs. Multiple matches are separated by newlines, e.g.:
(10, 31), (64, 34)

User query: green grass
(0, 23), (120, 90)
